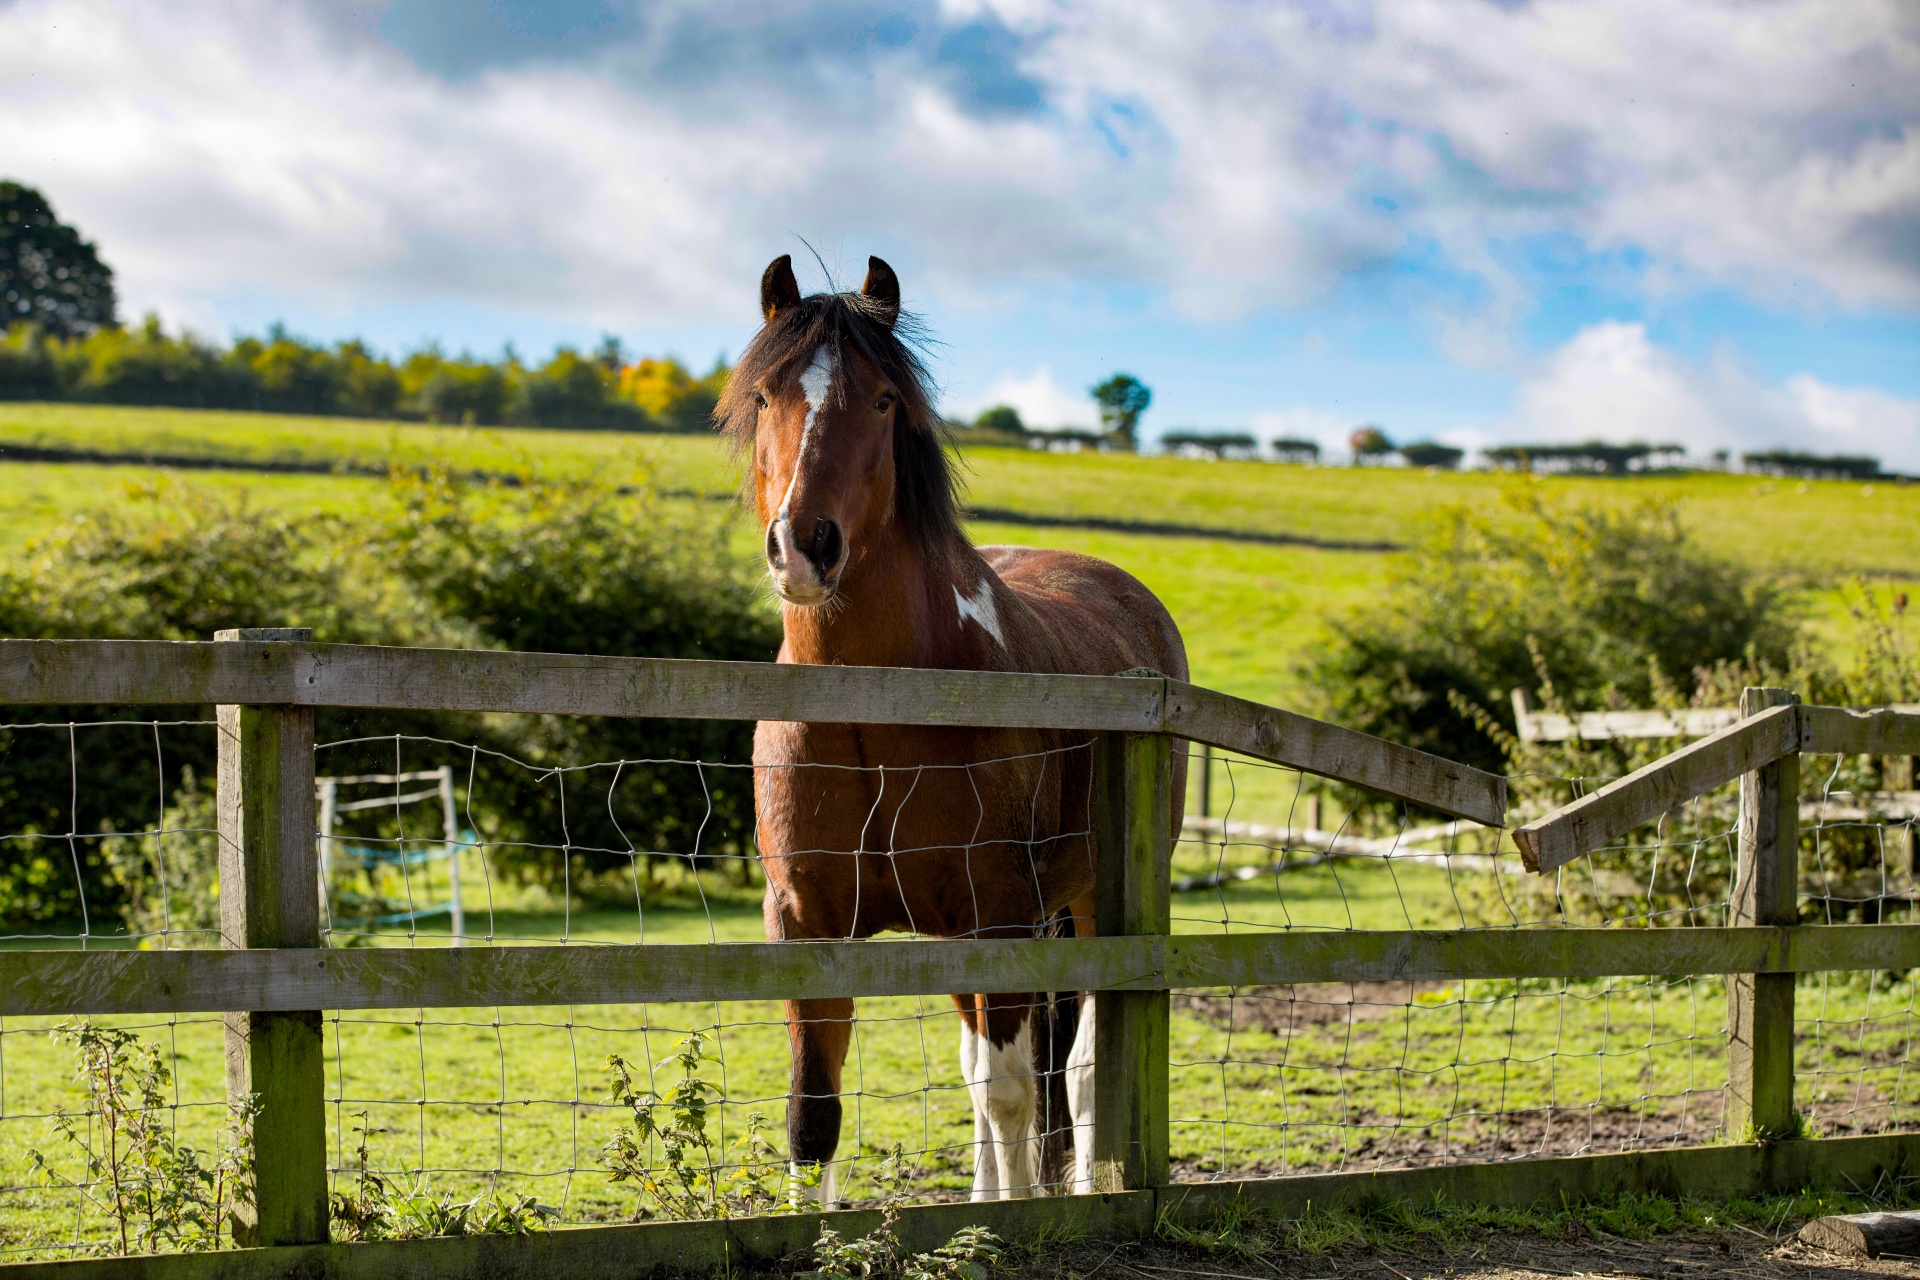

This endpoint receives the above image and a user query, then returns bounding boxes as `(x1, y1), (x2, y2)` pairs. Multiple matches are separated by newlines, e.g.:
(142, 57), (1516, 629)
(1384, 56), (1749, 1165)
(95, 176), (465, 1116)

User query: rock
(1799, 1210), (1920, 1258)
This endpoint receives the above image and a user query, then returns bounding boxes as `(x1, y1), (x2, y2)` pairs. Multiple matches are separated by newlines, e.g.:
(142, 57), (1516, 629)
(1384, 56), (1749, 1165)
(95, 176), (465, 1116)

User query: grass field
(2, 403), (1917, 1258)
(3, 402), (1914, 707)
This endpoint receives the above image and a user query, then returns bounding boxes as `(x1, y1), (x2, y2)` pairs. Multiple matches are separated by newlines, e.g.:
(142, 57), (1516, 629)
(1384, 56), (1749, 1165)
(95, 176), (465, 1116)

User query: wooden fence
(3, 640), (1920, 1279)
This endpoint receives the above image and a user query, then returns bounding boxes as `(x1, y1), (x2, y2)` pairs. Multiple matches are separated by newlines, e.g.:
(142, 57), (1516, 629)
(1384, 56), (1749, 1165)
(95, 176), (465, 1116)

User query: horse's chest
(754, 722), (1092, 934)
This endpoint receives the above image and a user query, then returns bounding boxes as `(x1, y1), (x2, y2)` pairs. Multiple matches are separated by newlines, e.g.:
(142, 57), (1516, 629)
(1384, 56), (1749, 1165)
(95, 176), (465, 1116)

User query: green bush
(1298, 492), (1797, 776)
(0, 469), (778, 930)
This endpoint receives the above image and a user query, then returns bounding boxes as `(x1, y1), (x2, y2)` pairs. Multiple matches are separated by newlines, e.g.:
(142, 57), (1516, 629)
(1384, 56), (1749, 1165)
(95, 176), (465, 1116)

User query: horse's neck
(780, 530), (990, 670)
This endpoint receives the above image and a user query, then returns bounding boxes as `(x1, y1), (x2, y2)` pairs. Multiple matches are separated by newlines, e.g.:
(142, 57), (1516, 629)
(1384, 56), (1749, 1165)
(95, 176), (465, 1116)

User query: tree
(1348, 425), (1393, 463)
(1400, 441), (1464, 470)
(974, 404), (1026, 435)
(1, 182), (116, 338)
(1090, 373), (1151, 450)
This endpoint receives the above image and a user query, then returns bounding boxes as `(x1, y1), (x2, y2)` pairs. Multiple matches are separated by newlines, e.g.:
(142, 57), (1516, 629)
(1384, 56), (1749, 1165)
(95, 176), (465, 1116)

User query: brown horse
(718, 254), (1187, 1203)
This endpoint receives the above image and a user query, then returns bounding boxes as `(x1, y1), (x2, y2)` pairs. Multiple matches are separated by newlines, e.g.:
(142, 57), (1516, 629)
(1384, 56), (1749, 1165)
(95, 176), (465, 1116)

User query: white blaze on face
(778, 344), (837, 522)
(953, 580), (1005, 649)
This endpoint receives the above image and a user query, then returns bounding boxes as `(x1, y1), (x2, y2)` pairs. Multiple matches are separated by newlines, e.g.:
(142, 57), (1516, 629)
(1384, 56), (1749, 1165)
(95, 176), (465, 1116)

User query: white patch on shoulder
(953, 580), (1005, 649)
(778, 345), (837, 520)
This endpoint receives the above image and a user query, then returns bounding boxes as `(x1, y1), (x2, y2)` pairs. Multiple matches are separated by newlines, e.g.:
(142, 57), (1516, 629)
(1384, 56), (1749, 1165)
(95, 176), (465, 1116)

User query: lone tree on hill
(1091, 373), (1151, 450)
(1, 182), (117, 338)
(1349, 424), (1394, 463)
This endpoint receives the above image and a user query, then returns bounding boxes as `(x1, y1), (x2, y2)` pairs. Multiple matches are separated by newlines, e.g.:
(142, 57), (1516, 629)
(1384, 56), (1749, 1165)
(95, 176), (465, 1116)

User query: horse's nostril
(812, 519), (844, 573)
(766, 522), (783, 566)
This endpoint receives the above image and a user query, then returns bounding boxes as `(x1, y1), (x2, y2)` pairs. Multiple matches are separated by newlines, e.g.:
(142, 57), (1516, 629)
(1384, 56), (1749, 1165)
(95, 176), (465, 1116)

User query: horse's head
(720, 254), (959, 608)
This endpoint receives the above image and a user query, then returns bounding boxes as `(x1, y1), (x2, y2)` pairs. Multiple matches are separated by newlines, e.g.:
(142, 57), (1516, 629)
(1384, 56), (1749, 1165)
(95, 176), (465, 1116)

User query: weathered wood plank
(10, 924), (1920, 1018)
(1161, 1133), (1920, 1226)
(1092, 732), (1173, 1194)
(1519, 707), (1742, 743)
(1164, 682), (1507, 826)
(214, 628), (329, 1249)
(0, 1185), (1156, 1280)
(1803, 705), (1920, 756)
(0, 639), (1165, 731)
(1728, 688), (1801, 1143)
(0, 938), (1167, 1016)
(9, 1136), (1920, 1280)
(1164, 924), (1920, 987)
(0, 640), (1507, 819)
(1512, 703), (1802, 873)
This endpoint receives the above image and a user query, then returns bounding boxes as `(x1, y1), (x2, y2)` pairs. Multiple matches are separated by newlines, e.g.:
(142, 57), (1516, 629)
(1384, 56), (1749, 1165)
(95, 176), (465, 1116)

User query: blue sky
(4, 0), (1917, 465)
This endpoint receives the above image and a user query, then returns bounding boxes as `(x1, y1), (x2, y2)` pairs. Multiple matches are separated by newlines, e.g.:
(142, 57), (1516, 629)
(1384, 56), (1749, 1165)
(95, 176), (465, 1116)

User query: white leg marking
(982, 1020), (1040, 1198)
(953, 580), (1006, 649)
(960, 1019), (1001, 1201)
(1066, 996), (1097, 1194)
(777, 345), (837, 521)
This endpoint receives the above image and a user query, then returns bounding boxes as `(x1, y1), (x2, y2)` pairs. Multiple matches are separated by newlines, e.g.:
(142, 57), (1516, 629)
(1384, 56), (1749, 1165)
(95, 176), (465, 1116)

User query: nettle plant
(26, 1021), (258, 1256)
(330, 1112), (556, 1241)
(810, 1146), (1005, 1280)
(600, 1030), (788, 1220)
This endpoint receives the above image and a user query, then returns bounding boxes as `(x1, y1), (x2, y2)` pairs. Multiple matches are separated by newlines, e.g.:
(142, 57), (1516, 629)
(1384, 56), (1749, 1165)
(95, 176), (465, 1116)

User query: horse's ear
(761, 255), (801, 321)
(861, 256), (900, 327)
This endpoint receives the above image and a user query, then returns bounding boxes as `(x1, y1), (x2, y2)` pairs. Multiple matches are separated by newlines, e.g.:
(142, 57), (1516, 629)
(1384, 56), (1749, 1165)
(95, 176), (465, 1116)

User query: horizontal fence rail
(0, 638), (1506, 824)
(1516, 701), (1920, 871)
(7, 926), (1920, 1018)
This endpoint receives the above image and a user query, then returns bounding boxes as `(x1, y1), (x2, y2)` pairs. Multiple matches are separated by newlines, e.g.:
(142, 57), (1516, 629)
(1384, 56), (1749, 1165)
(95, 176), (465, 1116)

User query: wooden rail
(0, 639), (1506, 825)
(1511, 687), (1920, 744)
(8, 925), (1919, 1019)
(1512, 703), (1920, 873)
(6, 1135), (1918, 1280)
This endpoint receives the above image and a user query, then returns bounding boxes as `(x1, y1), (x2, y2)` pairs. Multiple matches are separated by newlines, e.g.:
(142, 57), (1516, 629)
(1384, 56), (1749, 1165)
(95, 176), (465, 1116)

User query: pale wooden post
(1889, 754), (1917, 885)
(1091, 731), (1171, 1192)
(216, 627), (330, 1245)
(1727, 686), (1801, 1142)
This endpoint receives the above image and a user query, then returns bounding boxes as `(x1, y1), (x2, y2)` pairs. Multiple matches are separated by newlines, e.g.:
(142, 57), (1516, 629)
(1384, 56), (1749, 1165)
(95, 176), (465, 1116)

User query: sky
(3, 0), (1918, 467)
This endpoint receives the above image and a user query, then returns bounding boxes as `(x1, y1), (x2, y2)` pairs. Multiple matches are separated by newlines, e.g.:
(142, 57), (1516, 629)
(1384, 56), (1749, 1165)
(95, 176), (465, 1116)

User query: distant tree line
(1, 179), (727, 431)
(0, 317), (729, 432)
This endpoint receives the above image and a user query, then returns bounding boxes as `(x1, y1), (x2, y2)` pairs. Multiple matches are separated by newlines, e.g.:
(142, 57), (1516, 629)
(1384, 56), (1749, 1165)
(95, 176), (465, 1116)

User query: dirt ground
(999, 1227), (1920, 1280)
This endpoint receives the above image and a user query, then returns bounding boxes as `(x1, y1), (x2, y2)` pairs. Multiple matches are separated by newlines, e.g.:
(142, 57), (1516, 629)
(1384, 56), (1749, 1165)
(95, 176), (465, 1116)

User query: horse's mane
(716, 290), (963, 558)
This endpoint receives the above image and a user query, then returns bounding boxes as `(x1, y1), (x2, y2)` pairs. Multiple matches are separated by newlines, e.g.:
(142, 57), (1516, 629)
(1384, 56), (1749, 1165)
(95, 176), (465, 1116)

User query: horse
(717, 254), (1187, 1205)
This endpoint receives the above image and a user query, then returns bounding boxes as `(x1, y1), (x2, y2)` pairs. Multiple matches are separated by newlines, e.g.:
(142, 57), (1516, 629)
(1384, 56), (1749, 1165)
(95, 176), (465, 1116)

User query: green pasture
(4, 879), (1914, 1259)
(4, 402), (1913, 712)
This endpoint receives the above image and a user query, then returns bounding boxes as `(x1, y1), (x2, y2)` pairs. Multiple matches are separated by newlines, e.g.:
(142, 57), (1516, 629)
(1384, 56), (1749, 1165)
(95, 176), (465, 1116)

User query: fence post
(1728, 685), (1801, 1143)
(216, 627), (330, 1246)
(1890, 753), (1917, 884)
(1091, 731), (1171, 1193)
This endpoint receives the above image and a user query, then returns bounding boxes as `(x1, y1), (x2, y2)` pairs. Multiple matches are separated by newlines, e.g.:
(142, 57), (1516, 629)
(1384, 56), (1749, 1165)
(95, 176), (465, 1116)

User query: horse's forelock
(717, 291), (962, 557)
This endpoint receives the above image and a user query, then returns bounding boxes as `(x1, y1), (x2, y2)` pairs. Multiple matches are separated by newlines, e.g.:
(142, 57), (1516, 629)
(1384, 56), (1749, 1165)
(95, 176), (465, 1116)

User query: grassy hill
(1, 402), (1913, 707)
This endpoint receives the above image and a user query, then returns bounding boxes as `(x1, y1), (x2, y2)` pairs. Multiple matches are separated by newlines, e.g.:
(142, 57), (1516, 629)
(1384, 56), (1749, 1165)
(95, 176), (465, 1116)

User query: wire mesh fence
(1, 712), (1916, 1260)
(1167, 742), (1920, 1182)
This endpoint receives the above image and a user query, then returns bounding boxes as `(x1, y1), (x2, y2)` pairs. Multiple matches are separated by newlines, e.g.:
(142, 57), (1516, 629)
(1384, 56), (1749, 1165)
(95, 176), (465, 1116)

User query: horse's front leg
(1065, 994), (1096, 1193)
(960, 994), (1042, 1199)
(785, 996), (854, 1208)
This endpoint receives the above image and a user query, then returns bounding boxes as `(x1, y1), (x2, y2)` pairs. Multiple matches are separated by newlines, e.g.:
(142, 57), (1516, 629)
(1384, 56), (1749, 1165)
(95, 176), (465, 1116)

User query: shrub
(0, 469), (778, 928)
(27, 1021), (258, 1255)
(1297, 492), (1797, 777)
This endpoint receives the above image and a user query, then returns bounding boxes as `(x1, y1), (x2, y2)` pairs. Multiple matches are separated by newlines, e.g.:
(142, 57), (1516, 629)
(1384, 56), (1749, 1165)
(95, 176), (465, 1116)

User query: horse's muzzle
(767, 516), (844, 606)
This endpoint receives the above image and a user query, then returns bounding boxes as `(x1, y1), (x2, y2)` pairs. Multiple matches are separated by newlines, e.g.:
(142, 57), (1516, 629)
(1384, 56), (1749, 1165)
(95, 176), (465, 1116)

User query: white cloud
(1, 0), (1913, 335)
(965, 367), (1098, 430)
(1503, 322), (1920, 471)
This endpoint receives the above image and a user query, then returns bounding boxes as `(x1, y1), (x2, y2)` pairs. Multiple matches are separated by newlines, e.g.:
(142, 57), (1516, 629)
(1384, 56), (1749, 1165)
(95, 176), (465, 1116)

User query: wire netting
(1169, 742), (1920, 1181)
(1, 716), (1915, 1259)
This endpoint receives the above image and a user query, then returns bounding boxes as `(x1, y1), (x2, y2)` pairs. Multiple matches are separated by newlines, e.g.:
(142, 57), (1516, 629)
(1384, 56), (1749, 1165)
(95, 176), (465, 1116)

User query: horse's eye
(875, 393), (896, 414)
(753, 390), (769, 411)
